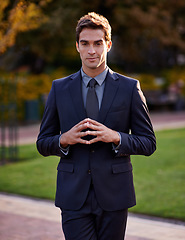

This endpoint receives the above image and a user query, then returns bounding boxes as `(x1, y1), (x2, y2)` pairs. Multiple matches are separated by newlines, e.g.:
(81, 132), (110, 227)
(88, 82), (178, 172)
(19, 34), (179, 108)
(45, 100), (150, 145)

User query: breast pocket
(105, 109), (128, 130)
(108, 104), (126, 113)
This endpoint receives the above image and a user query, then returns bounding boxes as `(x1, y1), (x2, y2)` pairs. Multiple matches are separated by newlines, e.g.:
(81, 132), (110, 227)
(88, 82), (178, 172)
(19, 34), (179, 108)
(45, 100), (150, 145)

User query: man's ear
(76, 42), (80, 52)
(107, 40), (112, 52)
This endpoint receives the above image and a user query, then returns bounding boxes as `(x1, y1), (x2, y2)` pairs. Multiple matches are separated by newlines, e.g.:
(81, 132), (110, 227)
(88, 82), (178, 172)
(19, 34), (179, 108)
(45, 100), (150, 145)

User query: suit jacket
(37, 68), (156, 211)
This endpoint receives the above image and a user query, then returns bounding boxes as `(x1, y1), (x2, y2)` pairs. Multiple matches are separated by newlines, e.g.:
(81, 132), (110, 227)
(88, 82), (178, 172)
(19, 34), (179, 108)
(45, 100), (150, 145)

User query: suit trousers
(61, 185), (128, 240)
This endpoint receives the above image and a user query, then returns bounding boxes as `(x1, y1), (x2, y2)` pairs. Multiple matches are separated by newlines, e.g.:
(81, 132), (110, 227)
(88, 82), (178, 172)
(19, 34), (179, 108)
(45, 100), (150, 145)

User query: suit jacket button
(88, 170), (91, 174)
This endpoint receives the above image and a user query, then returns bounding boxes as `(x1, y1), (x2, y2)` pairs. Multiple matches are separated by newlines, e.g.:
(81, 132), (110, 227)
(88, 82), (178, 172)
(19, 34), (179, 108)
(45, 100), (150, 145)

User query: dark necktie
(86, 78), (99, 120)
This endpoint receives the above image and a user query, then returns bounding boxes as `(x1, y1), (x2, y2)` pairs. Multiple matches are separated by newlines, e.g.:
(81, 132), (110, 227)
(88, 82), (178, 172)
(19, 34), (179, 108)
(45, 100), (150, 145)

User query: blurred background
(0, 0), (185, 227)
(0, 1), (185, 161)
(0, 0), (185, 124)
(1, 0), (185, 170)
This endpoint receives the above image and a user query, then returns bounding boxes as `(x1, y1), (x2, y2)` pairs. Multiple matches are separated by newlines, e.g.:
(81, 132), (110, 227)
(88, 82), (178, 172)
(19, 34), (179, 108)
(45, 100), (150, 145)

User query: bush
(0, 68), (66, 122)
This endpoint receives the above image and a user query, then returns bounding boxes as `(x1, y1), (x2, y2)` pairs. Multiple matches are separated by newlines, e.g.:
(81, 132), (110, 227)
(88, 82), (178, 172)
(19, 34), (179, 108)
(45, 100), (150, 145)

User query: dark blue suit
(37, 68), (156, 238)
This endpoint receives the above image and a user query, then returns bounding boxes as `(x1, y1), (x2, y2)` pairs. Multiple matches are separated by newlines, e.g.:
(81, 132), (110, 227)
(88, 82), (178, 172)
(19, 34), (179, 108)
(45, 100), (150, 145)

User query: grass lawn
(0, 128), (185, 221)
(0, 144), (58, 200)
(131, 128), (185, 221)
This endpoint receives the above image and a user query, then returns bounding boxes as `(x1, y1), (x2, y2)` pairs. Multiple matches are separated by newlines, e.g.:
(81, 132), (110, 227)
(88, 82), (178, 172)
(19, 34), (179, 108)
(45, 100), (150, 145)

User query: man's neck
(82, 64), (107, 78)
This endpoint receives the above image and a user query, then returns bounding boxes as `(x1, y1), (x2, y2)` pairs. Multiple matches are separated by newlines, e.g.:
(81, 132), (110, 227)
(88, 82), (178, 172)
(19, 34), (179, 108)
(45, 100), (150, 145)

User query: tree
(0, 0), (49, 54)
(108, 0), (185, 70)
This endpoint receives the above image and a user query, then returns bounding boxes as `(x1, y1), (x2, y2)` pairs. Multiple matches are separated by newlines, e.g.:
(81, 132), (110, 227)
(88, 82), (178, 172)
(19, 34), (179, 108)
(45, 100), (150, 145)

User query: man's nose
(88, 45), (95, 54)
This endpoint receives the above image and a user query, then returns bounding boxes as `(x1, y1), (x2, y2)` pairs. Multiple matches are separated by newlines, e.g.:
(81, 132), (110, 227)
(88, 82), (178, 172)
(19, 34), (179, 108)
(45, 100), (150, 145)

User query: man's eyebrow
(94, 40), (103, 43)
(79, 39), (103, 43)
(80, 40), (88, 43)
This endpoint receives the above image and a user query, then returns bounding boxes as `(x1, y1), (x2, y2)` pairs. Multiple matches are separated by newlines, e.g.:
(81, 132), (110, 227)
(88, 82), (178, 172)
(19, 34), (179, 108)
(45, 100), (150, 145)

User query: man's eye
(82, 42), (87, 46)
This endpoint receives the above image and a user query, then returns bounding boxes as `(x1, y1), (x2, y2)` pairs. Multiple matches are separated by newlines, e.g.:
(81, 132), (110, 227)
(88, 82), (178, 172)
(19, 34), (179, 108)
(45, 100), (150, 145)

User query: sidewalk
(0, 193), (185, 240)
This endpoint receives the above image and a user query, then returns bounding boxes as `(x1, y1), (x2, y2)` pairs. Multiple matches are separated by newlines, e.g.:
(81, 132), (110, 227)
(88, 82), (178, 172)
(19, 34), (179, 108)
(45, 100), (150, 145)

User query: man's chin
(86, 63), (99, 69)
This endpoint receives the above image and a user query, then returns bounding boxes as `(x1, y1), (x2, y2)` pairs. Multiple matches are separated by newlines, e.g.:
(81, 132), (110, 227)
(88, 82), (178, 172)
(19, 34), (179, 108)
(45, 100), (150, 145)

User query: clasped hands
(60, 118), (120, 148)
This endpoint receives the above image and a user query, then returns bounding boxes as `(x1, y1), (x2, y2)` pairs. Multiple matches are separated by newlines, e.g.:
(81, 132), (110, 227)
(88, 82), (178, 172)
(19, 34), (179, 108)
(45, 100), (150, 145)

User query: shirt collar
(81, 67), (109, 87)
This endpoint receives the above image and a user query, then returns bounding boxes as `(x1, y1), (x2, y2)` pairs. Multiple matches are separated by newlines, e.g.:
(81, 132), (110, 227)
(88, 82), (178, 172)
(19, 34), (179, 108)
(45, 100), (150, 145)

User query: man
(37, 12), (156, 240)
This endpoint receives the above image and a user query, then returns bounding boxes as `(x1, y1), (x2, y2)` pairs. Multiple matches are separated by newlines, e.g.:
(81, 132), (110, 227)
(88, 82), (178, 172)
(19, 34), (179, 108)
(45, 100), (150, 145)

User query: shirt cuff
(112, 132), (121, 153)
(59, 135), (70, 155)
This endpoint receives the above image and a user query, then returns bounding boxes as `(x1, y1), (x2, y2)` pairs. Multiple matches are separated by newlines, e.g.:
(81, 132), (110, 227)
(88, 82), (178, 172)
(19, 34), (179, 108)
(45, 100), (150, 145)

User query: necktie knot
(88, 78), (97, 88)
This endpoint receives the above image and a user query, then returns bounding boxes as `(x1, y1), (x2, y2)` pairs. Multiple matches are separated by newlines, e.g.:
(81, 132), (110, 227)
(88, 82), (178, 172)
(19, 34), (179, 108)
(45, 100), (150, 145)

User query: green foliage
(0, 128), (185, 221)
(0, 67), (67, 121)
(130, 73), (158, 91)
(161, 68), (185, 95)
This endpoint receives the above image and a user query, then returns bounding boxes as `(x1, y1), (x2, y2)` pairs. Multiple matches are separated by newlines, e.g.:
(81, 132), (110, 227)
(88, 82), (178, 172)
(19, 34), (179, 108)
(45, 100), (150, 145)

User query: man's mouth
(87, 57), (97, 61)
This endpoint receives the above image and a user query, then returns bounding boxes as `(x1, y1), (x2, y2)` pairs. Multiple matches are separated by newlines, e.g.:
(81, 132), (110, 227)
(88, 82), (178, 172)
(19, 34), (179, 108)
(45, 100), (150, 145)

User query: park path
(0, 193), (185, 240)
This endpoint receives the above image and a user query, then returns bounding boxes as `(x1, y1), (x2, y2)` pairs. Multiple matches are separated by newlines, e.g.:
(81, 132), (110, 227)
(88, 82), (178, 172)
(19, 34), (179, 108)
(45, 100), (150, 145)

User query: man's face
(76, 28), (112, 76)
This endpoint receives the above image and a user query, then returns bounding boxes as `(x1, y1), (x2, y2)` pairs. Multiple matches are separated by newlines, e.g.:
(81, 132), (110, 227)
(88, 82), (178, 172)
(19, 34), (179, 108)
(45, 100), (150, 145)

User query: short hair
(76, 12), (111, 43)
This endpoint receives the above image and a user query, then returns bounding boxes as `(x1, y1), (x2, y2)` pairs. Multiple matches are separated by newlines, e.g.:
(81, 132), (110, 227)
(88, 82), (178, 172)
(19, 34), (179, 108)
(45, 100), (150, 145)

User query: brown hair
(76, 12), (111, 43)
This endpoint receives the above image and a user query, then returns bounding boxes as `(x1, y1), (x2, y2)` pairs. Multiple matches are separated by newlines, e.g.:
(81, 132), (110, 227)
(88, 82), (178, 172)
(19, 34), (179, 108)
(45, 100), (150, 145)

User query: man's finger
(88, 137), (100, 144)
(78, 138), (90, 145)
(76, 122), (89, 132)
(79, 130), (90, 137)
(87, 123), (101, 131)
(86, 130), (98, 136)
(75, 118), (90, 128)
(87, 118), (102, 126)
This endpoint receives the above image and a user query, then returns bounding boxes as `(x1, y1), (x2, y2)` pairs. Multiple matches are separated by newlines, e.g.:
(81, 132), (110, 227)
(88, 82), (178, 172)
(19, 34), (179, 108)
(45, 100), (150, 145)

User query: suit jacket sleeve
(36, 81), (65, 157)
(117, 81), (156, 157)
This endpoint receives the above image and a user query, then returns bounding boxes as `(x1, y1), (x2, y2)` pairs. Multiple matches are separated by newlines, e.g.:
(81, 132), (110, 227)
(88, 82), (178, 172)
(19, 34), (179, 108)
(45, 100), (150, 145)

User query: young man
(37, 12), (156, 240)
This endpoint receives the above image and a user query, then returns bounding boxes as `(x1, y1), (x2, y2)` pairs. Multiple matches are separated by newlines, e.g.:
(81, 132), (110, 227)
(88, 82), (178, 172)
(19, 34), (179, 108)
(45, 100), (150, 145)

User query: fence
(0, 78), (18, 164)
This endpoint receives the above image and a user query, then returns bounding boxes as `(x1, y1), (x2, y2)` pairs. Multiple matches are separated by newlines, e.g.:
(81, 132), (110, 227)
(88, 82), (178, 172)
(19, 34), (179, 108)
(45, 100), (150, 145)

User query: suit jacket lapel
(68, 69), (119, 123)
(69, 71), (87, 121)
(98, 69), (119, 124)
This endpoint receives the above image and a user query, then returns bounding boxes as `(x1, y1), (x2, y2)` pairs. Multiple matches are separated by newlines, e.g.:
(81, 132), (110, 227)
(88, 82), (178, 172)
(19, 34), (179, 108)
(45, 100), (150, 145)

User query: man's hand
(60, 119), (91, 147)
(83, 118), (120, 145)
(60, 118), (120, 147)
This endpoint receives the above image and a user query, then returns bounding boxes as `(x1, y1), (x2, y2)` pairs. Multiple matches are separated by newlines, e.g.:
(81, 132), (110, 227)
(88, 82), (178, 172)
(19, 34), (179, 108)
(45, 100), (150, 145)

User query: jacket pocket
(112, 162), (132, 174)
(57, 162), (74, 172)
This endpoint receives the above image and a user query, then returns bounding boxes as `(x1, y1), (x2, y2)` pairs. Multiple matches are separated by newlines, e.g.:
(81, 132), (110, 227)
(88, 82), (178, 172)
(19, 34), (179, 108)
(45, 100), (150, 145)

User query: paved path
(17, 111), (185, 145)
(0, 193), (185, 240)
(0, 111), (185, 239)
(1, 111), (185, 146)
